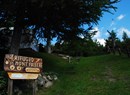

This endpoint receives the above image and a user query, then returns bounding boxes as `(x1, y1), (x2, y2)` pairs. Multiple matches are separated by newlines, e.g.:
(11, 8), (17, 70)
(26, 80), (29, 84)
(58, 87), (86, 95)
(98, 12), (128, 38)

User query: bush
(0, 71), (8, 95)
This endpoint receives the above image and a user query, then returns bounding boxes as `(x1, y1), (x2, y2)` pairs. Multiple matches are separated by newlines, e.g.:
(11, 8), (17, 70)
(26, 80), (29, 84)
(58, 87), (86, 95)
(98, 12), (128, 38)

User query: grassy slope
(35, 53), (130, 95)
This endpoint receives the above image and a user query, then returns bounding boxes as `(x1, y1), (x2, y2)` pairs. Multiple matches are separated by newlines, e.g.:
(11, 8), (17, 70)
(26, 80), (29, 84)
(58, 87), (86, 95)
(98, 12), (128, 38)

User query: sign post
(4, 54), (43, 95)
(33, 80), (37, 95)
(8, 78), (13, 95)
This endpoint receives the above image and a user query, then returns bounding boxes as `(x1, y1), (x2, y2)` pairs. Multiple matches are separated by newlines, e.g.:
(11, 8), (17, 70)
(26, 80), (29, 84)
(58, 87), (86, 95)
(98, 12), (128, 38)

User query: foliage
(105, 30), (119, 54)
(122, 38), (130, 56)
(122, 31), (128, 42)
(53, 26), (106, 56)
(105, 30), (130, 57)
(0, 28), (12, 49)
(0, 0), (119, 49)
(0, 71), (8, 95)
(53, 36), (106, 57)
(107, 30), (117, 47)
(120, 31), (130, 57)
(84, 40), (106, 56)
(0, 49), (8, 95)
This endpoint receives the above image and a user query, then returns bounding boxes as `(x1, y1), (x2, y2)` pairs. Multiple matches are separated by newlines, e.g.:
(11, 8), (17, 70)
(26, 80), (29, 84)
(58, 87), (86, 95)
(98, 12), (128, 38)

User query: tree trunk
(8, 18), (23, 95)
(8, 20), (23, 95)
(46, 37), (51, 54)
(117, 48), (121, 55)
(8, 1), (24, 95)
(9, 25), (23, 54)
(112, 40), (116, 55)
(9, 0), (24, 54)
(126, 47), (130, 57)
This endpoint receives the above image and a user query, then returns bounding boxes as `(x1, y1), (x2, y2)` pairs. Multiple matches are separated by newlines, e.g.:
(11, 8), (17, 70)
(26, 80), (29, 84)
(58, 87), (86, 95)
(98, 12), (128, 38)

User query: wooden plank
(4, 54), (43, 73)
(8, 72), (39, 79)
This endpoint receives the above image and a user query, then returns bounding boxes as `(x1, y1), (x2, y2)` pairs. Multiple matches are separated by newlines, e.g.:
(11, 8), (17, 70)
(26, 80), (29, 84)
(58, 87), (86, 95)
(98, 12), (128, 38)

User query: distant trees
(53, 28), (106, 57)
(122, 31), (129, 41)
(106, 30), (118, 54)
(105, 30), (130, 57)
(122, 32), (130, 57)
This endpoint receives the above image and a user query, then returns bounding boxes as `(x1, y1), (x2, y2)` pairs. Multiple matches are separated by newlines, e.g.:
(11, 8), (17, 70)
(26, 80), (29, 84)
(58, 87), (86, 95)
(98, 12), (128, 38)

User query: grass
(36, 54), (130, 95)
(18, 51), (130, 95)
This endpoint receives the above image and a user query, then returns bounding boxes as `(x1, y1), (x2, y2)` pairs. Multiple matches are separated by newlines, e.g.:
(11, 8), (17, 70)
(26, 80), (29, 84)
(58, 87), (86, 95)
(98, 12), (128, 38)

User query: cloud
(92, 27), (106, 46)
(112, 27), (117, 31)
(79, 26), (106, 46)
(117, 14), (125, 20)
(117, 27), (130, 39)
(92, 27), (101, 39)
(110, 20), (115, 27)
(96, 39), (106, 46)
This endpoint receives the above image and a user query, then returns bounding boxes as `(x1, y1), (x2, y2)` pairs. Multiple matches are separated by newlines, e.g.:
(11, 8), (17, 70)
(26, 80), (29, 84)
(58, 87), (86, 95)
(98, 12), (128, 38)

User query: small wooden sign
(4, 54), (42, 95)
(7, 72), (39, 79)
(4, 54), (43, 73)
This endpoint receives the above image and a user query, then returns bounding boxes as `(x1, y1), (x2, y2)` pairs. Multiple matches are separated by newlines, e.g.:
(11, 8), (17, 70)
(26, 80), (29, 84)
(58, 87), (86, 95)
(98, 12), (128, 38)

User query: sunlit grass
(35, 54), (130, 95)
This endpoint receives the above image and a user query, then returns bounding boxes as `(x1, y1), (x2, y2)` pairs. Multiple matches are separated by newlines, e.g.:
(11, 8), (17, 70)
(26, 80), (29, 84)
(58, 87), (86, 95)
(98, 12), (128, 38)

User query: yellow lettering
(14, 55), (18, 61)
(31, 58), (34, 62)
(15, 61), (19, 65)
(21, 62), (25, 66)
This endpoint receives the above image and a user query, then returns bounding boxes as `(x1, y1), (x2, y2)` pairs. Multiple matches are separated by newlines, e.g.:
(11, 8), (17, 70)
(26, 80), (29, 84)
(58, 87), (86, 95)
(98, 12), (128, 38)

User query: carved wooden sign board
(4, 54), (43, 79)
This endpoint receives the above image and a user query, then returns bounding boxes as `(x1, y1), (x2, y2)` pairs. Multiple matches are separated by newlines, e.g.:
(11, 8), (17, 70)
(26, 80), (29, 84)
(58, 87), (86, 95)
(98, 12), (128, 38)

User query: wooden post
(8, 78), (13, 95)
(8, 19), (22, 95)
(33, 80), (37, 95)
(67, 56), (71, 63)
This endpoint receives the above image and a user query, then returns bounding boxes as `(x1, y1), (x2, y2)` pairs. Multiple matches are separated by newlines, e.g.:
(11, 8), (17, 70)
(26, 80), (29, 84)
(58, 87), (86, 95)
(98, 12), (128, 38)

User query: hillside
(37, 54), (130, 95)
(1, 50), (130, 95)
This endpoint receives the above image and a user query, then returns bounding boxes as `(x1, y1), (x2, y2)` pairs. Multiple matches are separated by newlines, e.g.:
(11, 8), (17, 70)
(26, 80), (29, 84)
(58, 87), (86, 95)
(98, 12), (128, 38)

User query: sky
(89, 0), (130, 46)
(51, 0), (130, 46)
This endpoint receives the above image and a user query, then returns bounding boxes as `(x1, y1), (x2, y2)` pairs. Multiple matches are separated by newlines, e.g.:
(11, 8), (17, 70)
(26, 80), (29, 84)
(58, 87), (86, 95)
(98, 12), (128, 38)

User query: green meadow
(36, 54), (130, 95)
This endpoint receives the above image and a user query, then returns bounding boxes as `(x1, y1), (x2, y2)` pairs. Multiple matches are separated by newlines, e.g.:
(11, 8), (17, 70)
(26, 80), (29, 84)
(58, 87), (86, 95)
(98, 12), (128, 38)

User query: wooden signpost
(4, 54), (43, 95)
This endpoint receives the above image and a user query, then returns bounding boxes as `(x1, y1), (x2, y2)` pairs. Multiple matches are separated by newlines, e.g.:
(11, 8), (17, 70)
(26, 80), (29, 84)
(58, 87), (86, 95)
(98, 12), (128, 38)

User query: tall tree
(122, 31), (130, 57)
(122, 31), (128, 42)
(107, 30), (117, 54)
(0, 0), (119, 53)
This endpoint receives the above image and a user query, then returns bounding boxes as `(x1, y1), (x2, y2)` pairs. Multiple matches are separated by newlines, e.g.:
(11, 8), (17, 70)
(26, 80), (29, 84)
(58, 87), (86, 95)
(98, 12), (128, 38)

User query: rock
(36, 72), (58, 89)
(37, 75), (46, 87)
(62, 56), (68, 59)
(43, 75), (48, 82)
(44, 81), (53, 88)
(53, 75), (58, 80)
(47, 75), (53, 81)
